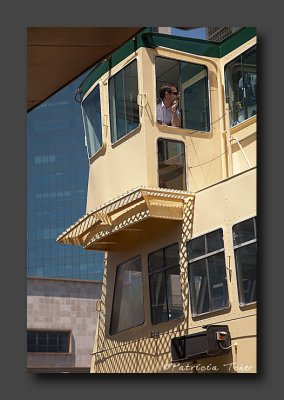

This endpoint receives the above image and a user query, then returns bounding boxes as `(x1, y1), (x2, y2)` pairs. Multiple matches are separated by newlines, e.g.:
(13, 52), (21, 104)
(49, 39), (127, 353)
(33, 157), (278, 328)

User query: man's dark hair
(159, 83), (176, 99)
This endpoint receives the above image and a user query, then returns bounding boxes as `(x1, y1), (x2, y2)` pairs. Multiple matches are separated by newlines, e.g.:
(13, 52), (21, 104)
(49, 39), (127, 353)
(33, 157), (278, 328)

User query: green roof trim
(79, 28), (152, 98)
(79, 27), (256, 98)
(219, 27), (257, 57)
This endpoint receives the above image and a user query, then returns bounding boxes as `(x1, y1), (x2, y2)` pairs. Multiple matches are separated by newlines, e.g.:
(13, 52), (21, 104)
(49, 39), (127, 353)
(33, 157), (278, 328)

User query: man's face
(170, 87), (178, 103)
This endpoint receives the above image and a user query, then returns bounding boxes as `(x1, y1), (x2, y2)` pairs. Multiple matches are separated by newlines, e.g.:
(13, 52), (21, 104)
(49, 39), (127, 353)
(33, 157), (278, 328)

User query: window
(27, 330), (70, 353)
(81, 85), (102, 158)
(225, 45), (257, 126)
(110, 256), (144, 335)
(109, 59), (139, 143)
(187, 229), (229, 316)
(233, 217), (257, 305)
(157, 139), (186, 190)
(156, 57), (210, 131)
(148, 243), (183, 325)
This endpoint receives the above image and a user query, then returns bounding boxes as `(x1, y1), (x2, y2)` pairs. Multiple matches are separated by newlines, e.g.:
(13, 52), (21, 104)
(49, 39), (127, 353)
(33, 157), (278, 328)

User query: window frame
(156, 137), (188, 191)
(232, 216), (257, 306)
(187, 228), (230, 317)
(81, 83), (103, 160)
(109, 255), (145, 336)
(224, 44), (257, 128)
(108, 58), (141, 146)
(148, 242), (184, 326)
(154, 55), (211, 133)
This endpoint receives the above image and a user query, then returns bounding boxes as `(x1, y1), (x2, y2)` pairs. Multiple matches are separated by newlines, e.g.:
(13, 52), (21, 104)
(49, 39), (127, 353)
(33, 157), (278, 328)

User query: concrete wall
(27, 277), (102, 373)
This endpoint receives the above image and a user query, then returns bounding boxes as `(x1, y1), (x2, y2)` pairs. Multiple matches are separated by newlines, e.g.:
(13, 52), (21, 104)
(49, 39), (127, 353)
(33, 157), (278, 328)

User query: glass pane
(189, 259), (209, 315)
(110, 256), (144, 334)
(124, 60), (139, 131)
(149, 272), (168, 324)
(58, 332), (69, 352)
(233, 217), (256, 246)
(187, 235), (205, 260)
(208, 253), (229, 310)
(48, 332), (58, 352)
(157, 139), (186, 190)
(235, 242), (257, 305)
(27, 331), (36, 352)
(180, 62), (210, 131)
(207, 229), (223, 253)
(165, 243), (179, 268)
(38, 332), (48, 352)
(225, 45), (256, 126)
(148, 249), (164, 273)
(82, 85), (102, 157)
(166, 266), (183, 320)
(155, 57), (179, 101)
(109, 60), (139, 143)
(242, 46), (257, 118)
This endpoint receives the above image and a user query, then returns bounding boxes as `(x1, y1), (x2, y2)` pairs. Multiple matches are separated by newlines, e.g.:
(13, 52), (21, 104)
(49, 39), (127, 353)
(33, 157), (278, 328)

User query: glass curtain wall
(27, 73), (104, 280)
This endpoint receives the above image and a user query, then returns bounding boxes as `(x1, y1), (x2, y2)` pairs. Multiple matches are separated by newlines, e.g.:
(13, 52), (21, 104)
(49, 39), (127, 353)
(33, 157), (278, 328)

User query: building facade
(206, 27), (241, 41)
(27, 277), (101, 373)
(27, 71), (104, 372)
(27, 73), (104, 281)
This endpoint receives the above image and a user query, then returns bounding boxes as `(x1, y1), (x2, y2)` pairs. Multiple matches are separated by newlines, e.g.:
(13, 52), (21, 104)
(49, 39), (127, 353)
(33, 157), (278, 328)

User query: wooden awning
(57, 186), (194, 251)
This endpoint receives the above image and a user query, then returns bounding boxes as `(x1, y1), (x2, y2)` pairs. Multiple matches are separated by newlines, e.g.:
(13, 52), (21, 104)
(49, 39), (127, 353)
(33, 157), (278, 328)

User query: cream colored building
(57, 27), (257, 373)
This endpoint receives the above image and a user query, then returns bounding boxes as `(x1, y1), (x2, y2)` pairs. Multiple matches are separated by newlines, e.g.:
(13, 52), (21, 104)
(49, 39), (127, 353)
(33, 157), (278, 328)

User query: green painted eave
(79, 27), (256, 98)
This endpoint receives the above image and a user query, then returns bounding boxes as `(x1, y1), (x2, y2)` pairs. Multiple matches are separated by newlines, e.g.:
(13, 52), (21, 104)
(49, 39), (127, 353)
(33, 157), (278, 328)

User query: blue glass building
(27, 73), (104, 281)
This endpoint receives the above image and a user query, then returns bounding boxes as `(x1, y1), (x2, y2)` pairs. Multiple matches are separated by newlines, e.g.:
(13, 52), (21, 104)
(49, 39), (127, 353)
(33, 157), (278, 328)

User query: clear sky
(171, 27), (207, 39)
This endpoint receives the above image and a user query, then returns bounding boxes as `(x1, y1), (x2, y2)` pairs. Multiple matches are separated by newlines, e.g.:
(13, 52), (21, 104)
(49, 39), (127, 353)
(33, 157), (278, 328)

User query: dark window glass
(207, 229), (224, 253)
(27, 331), (70, 353)
(187, 229), (229, 316)
(189, 258), (209, 315)
(180, 62), (210, 131)
(148, 249), (164, 273)
(233, 217), (257, 305)
(109, 60), (139, 143)
(187, 235), (205, 260)
(148, 243), (183, 325)
(233, 217), (256, 246)
(208, 253), (229, 309)
(225, 45), (257, 126)
(149, 273), (168, 324)
(157, 139), (186, 190)
(82, 85), (102, 157)
(110, 256), (144, 334)
(165, 243), (180, 268)
(27, 331), (36, 352)
(38, 332), (47, 352)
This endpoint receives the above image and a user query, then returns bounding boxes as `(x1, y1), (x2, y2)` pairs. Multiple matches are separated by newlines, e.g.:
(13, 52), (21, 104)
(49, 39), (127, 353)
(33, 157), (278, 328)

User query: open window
(225, 45), (257, 126)
(81, 84), (103, 158)
(155, 57), (210, 131)
(187, 229), (229, 316)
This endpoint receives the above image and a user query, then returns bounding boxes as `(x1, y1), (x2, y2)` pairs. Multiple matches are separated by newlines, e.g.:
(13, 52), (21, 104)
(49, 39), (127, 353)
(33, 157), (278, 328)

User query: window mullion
(164, 269), (170, 321)
(162, 250), (169, 320)
(234, 238), (256, 250)
(205, 257), (212, 312)
(122, 70), (127, 136)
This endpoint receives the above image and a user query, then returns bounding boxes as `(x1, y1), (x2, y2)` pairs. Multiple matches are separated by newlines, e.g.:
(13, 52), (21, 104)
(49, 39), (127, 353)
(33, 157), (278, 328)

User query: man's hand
(171, 100), (178, 113)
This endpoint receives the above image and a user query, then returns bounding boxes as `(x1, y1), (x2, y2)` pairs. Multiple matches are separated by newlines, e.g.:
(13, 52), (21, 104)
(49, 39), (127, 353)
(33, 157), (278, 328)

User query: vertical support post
(225, 102), (233, 177)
